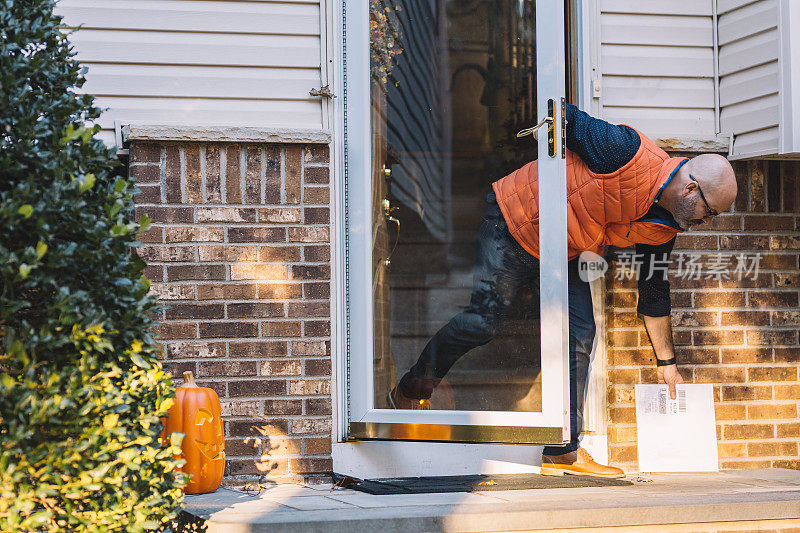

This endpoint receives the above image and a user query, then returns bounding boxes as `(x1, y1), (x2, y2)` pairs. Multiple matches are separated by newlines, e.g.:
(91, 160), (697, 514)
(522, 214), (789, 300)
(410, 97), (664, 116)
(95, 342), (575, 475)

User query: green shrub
(0, 1), (187, 530)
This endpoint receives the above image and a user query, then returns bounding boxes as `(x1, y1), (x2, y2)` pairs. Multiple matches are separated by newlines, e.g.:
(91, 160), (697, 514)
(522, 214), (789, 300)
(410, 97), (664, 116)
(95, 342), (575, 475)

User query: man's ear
(682, 179), (697, 198)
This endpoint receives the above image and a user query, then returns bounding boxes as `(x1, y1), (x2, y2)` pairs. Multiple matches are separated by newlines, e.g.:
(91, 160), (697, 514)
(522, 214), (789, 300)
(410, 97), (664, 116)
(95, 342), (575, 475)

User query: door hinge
(309, 85), (336, 98)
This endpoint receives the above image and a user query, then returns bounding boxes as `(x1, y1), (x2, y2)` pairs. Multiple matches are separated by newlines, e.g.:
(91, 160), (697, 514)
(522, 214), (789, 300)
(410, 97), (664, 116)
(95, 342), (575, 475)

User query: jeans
(398, 190), (596, 455)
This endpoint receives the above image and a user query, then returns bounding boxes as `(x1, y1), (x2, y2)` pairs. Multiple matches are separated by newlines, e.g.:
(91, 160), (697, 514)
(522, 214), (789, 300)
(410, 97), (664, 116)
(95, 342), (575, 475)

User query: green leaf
(130, 353), (149, 369)
(79, 173), (96, 192)
(17, 204), (33, 218)
(36, 241), (48, 259)
(18, 264), (31, 279)
(114, 178), (126, 193)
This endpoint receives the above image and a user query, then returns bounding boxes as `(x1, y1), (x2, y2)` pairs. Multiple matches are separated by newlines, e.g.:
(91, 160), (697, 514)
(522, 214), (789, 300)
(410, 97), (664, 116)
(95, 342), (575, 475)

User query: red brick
(165, 303), (224, 320)
(304, 166), (329, 184)
(229, 341), (287, 358)
(131, 142), (161, 163)
(291, 265), (330, 280)
(674, 234), (717, 249)
(304, 207), (329, 224)
(289, 457), (332, 474)
(303, 282), (330, 299)
(760, 253), (799, 270)
(303, 144), (329, 164)
(693, 366), (746, 383)
(136, 205), (192, 224)
(748, 403), (797, 420)
(229, 227), (286, 243)
(137, 245), (194, 263)
(284, 146), (302, 204)
(775, 348), (800, 362)
(304, 321), (330, 337)
(185, 144), (202, 203)
(775, 384), (800, 399)
(747, 330), (798, 345)
(771, 235), (800, 249)
(608, 349), (651, 366)
(721, 311), (770, 326)
(225, 439), (260, 456)
(693, 329), (743, 346)
(304, 245), (330, 262)
(609, 330), (639, 347)
(708, 214), (742, 231)
(131, 164), (160, 184)
(773, 310), (800, 326)
(778, 423), (800, 437)
(206, 145), (222, 202)
(245, 146), (262, 204)
(226, 145), (242, 203)
(748, 366), (798, 381)
(720, 348), (771, 364)
(304, 359), (331, 376)
(229, 379), (286, 397)
(674, 347), (719, 365)
(607, 312), (640, 328)
(607, 368), (640, 384)
(773, 460), (800, 469)
(609, 445), (637, 463)
(609, 407), (635, 423)
(288, 301), (330, 318)
(199, 321), (258, 338)
(748, 441), (798, 457)
(264, 144), (281, 204)
(231, 264), (288, 281)
(261, 360), (302, 377)
(153, 322), (197, 339)
(166, 226), (224, 243)
(164, 145), (182, 203)
(304, 437), (332, 455)
(165, 342), (225, 359)
(749, 291), (799, 308)
(303, 186), (329, 205)
(197, 283), (257, 300)
(694, 292), (746, 308)
(721, 385), (772, 401)
(305, 398), (332, 415)
(167, 264), (225, 281)
(261, 321), (302, 337)
(715, 404), (747, 420)
(260, 246), (302, 262)
(672, 311), (718, 327)
(143, 265), (164, 282)
(228, 419), (289, 437)
(136, 184), (161, 204)
(744, 214), (795, 231)
(265, 399), (303, 415)
(723, 423), (774, 440)
(198, 360), (258, 377)
(138, 227), (164, 243)
(199, 245), (257, 262)
(228, 458), (289, 477)
(257, 283), (303, 299)
(259, 208), (302, 224)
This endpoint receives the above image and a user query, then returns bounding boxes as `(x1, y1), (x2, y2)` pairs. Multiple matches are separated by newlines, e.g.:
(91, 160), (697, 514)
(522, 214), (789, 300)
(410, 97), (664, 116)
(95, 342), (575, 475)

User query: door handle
(515, 98), (558, 158)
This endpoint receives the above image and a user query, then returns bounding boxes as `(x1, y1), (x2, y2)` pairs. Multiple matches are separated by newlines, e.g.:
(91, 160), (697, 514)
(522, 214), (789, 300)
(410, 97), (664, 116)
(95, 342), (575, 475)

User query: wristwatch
(656, 357), (677, 367)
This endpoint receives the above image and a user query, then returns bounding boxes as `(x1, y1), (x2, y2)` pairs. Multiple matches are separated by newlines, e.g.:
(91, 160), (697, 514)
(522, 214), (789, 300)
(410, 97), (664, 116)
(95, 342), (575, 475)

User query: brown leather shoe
(540, 447), (625, 478)
(387, 384), (431, 409)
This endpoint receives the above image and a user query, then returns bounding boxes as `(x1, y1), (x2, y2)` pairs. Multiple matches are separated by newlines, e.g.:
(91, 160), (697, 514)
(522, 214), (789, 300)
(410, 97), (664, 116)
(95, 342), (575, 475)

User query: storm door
(341, 0), (569, 444)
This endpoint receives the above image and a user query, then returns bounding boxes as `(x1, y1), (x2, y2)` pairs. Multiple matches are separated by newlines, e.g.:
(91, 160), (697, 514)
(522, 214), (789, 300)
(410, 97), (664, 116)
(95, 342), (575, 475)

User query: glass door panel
(344, 0), (569, 444)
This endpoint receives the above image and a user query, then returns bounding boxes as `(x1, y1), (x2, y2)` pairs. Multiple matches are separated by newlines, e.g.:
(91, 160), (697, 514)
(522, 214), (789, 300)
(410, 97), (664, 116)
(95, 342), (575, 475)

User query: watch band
(656, 357), (677, 367)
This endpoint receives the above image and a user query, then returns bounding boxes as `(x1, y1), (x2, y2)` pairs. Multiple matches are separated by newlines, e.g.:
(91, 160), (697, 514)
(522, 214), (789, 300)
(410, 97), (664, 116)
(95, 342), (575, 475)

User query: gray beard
(672, 195), (700, 231)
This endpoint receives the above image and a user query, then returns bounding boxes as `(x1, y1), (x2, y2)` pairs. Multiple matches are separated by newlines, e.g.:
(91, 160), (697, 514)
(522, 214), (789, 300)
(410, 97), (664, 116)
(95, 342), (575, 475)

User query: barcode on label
(678, 389), (687, 413)
(659, 391), (666, 414)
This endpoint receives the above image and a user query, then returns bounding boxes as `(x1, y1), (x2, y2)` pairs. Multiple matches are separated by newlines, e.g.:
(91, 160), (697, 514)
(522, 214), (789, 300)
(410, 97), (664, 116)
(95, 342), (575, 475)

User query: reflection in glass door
(344, 0), (569, 444)
(372, 0), (543, 412)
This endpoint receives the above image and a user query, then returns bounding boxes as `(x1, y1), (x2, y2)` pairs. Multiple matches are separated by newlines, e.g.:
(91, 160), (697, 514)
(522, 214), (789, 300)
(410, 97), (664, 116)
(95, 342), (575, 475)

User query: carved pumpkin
(161, 371), (225, 494)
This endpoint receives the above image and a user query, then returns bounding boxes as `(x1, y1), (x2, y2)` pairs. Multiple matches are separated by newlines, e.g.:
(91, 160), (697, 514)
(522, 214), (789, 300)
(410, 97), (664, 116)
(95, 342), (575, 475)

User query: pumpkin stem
(182, 371), (199, 388)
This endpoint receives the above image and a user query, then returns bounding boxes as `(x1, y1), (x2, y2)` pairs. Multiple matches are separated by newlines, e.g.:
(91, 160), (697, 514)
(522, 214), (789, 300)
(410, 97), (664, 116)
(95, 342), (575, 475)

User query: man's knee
(572, 319), (596, 356)
(451, 311), (498, 345)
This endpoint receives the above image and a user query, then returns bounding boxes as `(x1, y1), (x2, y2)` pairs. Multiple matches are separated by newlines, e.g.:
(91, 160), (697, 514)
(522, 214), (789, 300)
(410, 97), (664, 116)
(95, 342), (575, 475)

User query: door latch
(382, 198), (400, 267)
(516, 98), (558, 158)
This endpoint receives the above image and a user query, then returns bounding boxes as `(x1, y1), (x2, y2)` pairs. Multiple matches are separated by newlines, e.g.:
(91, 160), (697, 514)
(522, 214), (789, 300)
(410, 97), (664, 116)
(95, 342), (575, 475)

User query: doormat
(332, 473), (632, 495)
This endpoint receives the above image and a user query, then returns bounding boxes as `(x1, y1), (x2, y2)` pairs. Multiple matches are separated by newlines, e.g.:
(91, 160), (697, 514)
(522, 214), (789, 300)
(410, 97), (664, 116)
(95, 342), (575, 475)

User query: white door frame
(331, 0), (579, 477)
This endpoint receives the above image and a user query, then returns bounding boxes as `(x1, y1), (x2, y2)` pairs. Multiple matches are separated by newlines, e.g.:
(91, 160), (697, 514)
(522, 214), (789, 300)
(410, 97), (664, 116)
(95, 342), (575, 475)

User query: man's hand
(657, 364), (684, 400)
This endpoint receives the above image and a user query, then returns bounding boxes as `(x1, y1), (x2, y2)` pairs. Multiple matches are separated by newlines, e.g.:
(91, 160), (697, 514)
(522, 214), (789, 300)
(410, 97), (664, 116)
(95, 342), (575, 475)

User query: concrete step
(177, 469), (800, 533)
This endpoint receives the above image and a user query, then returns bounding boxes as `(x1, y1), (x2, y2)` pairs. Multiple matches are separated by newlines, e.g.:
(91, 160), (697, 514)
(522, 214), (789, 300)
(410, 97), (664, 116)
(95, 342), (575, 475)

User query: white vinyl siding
(717, 0), (780, 159)
(597, 1), (717, 138)
(56, 0), (324, 147)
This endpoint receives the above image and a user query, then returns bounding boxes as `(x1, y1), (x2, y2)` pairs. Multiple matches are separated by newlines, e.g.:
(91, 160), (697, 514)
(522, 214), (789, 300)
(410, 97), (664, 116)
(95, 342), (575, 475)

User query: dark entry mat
(332, 473), (632, 495)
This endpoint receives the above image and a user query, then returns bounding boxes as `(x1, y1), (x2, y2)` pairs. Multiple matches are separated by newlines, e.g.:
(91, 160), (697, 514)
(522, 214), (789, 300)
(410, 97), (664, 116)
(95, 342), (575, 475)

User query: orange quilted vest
(491, 129), (687, 260)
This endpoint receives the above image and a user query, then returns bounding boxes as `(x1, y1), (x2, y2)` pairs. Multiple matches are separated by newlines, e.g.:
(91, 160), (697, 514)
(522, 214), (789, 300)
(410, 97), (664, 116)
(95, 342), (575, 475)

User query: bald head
(662, 153), (738, 230)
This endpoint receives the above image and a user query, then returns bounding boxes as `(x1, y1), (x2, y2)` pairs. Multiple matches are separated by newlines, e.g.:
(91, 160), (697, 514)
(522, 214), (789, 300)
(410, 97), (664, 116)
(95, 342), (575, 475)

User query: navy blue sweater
(565, 104), (675, 317)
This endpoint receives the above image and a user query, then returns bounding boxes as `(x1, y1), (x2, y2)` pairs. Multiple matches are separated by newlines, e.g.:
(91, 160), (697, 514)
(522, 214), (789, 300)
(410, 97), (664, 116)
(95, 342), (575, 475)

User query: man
(388, 103), (738, 478)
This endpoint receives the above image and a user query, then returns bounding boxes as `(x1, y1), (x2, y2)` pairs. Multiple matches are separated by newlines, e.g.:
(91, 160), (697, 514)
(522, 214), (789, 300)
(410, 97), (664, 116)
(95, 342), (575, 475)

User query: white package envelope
(635, 384), (718, 473)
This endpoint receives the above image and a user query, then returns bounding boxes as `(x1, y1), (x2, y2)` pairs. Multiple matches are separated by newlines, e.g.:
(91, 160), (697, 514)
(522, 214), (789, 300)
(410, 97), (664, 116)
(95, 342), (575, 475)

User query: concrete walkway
(179, 469), (800, 532)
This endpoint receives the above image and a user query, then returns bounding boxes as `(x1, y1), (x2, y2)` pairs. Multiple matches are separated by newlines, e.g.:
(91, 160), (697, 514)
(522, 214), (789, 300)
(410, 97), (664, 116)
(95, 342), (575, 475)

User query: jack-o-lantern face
(161, 372), (226, 494)
(194, 408), (225, 461)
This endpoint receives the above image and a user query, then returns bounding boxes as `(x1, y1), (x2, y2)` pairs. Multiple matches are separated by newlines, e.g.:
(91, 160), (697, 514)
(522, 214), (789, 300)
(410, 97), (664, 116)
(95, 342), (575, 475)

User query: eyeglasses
(688, 174), (719, 218)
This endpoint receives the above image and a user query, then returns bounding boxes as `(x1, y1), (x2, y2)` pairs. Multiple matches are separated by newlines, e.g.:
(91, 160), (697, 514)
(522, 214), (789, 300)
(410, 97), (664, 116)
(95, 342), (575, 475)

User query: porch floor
(178, 469), (800, 532)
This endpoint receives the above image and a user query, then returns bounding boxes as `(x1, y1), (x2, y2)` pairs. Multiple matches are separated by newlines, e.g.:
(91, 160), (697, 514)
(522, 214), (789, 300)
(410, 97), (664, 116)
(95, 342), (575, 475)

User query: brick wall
(130, 139), (333, 484)
(605, 160), (800, 472)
